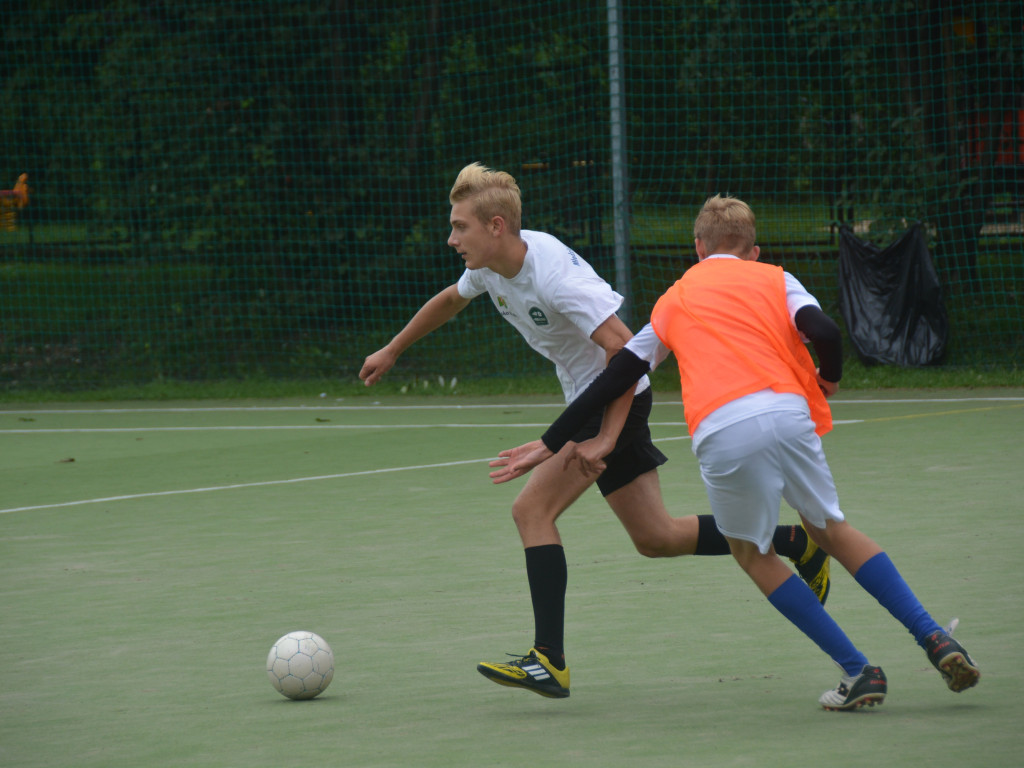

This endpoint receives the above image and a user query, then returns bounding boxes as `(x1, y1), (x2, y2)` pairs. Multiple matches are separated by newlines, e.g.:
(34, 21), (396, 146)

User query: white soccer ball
(266, 630), (335, 700)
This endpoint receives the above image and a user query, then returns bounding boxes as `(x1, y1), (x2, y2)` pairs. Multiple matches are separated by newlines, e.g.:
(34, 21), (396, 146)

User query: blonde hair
(449, 162), (522, 234)
(693, 194), (756, 255)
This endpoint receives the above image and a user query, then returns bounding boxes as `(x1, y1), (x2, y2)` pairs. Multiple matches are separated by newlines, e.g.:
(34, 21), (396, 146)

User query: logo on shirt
(529, 307), (549, 326)
(494, 295), (514, 318)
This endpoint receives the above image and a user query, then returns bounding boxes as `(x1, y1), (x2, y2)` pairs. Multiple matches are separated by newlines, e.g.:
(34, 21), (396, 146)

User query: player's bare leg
(509, 441), (597, 548)
(799, 517), (881, 576)
(801, 517), (980, 693)
(609, 473), (829, 603)
(727, 536), (886, 710)
(477, 441), (596, 698)
(726, 539), (792, 596)
(605, 469), (700, 557)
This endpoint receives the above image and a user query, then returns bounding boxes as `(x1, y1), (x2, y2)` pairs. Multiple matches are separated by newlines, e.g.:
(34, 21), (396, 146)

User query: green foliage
(0, 1), (1021, 390)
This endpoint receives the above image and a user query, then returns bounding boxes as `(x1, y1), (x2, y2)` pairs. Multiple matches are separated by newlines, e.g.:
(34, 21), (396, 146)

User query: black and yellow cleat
(477, 648), (570, 698)
(790, 526), (831, 605)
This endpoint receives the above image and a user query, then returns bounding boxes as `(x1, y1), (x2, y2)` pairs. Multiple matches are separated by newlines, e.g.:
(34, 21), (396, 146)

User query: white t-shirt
(623, 254), (820, 447)
(457, 230), (650, 403)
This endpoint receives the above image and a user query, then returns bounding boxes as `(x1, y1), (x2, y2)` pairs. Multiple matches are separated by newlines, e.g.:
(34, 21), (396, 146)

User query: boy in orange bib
(492, 195), (980, 710)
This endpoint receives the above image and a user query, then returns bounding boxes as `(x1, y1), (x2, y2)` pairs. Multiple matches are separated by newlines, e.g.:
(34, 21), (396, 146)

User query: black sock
(694, 514), (731, 555)
(695, 516), (808, 559)
(524, 544), (567, 669)
(772, 524), (808, 560)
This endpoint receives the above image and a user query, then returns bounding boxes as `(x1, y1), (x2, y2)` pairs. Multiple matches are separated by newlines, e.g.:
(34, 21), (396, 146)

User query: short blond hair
(693, 194), (756, 255)
(449, 162), (522, 234)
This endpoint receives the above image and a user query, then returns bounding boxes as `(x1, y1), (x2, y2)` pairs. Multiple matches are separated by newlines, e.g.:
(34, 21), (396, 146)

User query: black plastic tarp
(837, 223), (948, 366)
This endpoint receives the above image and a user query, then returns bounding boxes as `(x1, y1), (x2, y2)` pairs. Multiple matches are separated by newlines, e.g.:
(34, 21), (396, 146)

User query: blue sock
(854, 552), (942, 645)
(768, 574), (868, 676)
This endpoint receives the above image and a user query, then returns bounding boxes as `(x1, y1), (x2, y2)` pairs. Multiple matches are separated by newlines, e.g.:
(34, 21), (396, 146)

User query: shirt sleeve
(785, 271), (821, 341)
(456, 268), (487, 299)
(624, 323), (672, 370)
(551, 273), (624, 338)
(785, 272), (820, 321)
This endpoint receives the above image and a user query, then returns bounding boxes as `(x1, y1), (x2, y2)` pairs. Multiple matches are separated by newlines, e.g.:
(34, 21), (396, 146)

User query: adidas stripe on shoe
(477, 648), (570, 699)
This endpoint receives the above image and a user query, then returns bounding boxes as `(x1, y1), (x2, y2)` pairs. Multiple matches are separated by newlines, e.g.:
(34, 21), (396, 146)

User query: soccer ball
(266, 630), (335, 700)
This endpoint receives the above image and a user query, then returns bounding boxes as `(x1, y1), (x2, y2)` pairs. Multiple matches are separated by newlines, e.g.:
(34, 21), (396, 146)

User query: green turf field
(1, 390), (1022, 767)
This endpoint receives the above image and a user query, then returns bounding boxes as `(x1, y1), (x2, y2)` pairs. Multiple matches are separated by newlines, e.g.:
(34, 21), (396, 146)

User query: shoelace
(502, 652), (535, 665)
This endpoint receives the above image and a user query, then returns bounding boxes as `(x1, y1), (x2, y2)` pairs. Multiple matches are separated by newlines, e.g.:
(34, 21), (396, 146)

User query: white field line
(1, 396), (1021, 416)
(0, 419), (870, 434)
(0, 420), (871, 515)
(0, 438), (701, 515)
(0, 393), (1011, 515)
(0, 422), (688, 434)
(0, 457), (496, 514)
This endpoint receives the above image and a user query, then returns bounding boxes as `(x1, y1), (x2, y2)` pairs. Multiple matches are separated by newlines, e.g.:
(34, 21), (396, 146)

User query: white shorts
(694, 408), (844, 554)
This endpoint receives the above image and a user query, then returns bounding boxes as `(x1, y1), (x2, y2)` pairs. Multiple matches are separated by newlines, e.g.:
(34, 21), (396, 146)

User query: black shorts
(571, 387), (668, 496)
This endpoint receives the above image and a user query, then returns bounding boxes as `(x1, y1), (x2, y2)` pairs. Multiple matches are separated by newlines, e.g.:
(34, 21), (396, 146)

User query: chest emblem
(529, 307), (549, 326)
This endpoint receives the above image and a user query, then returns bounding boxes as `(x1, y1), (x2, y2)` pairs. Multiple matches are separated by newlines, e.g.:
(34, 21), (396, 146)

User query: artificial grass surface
(1, 391), (1020, 767)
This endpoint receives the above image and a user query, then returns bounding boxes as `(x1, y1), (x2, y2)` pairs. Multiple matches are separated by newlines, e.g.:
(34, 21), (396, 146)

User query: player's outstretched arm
(564, 316), (639, 473)
(541, 348), (652, 453)
(562, 436), (611, 477)
(359, 347), (399, 386)
(359, 284), (470, 386)
(489, 348), (651, 484)
(489, 440), (555, 484)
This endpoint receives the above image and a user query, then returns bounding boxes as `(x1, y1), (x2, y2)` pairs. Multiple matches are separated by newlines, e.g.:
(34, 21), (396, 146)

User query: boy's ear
(694, 238), (708, 261)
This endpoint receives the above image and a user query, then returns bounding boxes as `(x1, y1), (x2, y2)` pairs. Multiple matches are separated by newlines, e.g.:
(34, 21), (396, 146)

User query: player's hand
(563, 436), (611, 477)
(489, 440), (554, 484)
(816, 368), (839, 398)
(359, 347), (397, 386)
